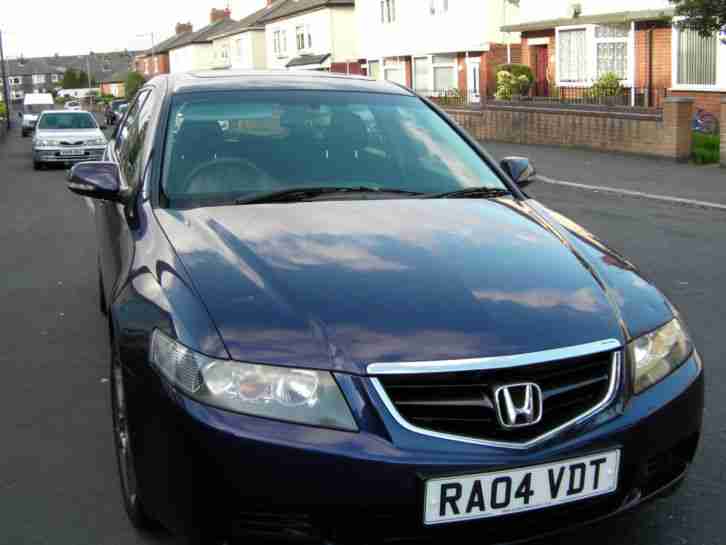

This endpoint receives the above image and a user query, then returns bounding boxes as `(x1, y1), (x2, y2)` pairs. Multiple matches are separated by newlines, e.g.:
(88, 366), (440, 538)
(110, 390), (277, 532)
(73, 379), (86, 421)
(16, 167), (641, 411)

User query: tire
(33, 161), (42, 170)
(110, 341), (158, 531)
(22, 130), (29, 138)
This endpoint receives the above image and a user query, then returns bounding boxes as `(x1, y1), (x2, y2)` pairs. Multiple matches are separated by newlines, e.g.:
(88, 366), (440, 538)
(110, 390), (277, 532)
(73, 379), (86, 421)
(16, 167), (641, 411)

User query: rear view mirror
(67, 161), (125, 202)
(500, 157), (537, 188)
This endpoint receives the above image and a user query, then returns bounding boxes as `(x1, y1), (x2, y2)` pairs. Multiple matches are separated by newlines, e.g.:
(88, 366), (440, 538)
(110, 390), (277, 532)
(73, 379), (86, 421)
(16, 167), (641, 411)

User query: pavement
(483, 141), (726, 207)
(0, 128), (724, 545)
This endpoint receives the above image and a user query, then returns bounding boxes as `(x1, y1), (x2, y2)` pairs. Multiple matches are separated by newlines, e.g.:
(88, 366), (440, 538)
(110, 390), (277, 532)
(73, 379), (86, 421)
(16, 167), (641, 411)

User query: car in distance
(33, 110), (106, 170)
(66, 71), (703, 544)
(64, 100), (82, 111)
(20, 92), (54, 137)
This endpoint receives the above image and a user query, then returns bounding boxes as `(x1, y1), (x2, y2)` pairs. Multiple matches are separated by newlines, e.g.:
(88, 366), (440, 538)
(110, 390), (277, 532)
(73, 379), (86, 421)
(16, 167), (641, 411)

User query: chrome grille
(373, 348), (620, 447)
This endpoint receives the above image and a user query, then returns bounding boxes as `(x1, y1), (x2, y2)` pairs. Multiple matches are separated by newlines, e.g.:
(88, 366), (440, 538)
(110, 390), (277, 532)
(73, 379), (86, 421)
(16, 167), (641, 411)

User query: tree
(125, 71), (146, 98)
(671, 0), (726, 36)
(61, 68), (80, 89)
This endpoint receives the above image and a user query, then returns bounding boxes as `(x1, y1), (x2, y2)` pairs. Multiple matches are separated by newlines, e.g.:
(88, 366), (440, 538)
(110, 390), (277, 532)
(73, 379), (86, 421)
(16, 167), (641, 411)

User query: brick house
(100, 72), (128, 97)
(502, 0), (726, 115)
(167, 9), (241, 73)
(134, 23), (195, 78)
(355, 0), (522, 102)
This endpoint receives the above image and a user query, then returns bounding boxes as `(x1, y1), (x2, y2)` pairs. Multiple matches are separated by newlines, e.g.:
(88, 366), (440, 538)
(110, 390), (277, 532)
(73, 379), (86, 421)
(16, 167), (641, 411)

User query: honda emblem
(494, 383), (543, 429)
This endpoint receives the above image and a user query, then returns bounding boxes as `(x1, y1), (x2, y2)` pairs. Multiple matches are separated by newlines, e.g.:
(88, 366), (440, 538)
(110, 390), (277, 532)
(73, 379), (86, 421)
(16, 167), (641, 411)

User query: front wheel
(33, 161), (42, 170)
(22, 130), (29, 138)
(110, 343), (157, 531)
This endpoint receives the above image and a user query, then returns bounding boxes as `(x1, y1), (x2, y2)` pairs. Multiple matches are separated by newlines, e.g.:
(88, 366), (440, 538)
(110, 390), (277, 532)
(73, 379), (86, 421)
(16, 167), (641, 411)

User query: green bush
(496, 64), (535, 87)
(590, 72), (622, 98)
(495, 71), (531, 100)
(0, 102), (6, 117)
(692, 132), (720, 164)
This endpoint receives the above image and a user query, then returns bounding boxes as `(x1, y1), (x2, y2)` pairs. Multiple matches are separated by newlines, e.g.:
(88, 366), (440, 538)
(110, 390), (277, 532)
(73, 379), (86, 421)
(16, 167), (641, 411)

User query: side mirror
(67, 161), (125, 202)
(500, 157), (537, 187)
(18, 111), (23, 119)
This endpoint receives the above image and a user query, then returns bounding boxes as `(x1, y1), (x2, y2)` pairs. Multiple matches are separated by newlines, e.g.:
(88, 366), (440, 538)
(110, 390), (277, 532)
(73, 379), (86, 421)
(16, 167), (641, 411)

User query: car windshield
(161, 90), (506, 207)
(38, 112), (98, 130)
(24, 105), (47, 114)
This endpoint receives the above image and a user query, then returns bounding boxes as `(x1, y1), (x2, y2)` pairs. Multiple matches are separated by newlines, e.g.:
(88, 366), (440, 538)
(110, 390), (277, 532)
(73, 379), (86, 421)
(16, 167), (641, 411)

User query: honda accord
(67, 71), (703, 544)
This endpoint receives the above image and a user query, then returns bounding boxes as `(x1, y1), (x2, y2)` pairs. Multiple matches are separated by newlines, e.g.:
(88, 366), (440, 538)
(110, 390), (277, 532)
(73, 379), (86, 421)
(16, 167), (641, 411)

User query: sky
(0, 0), (268, 59)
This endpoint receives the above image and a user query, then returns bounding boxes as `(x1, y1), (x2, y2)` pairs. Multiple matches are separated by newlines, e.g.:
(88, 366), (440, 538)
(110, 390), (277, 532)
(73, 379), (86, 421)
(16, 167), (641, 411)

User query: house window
(558, 28), (587, 82)
(282, 30), (288, 54)
(32, 74), (46, 84)
(595, 24), (629, 79)
(274, 30), (281, 55)
(51, 74), (59, 83)
(368, 60), (381, 79)
(384, 58), (405, 85)
(381, 0), (396, 23)
(432, 54), (456, 91)
(307, 26), (312, 49)
(430, 0), (448, 15)
(675, 28), (718, 86)
(296, 26), (305, 50)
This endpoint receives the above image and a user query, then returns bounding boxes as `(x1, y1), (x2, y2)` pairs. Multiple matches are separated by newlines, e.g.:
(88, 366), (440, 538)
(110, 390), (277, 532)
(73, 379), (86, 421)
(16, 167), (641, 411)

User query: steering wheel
(181, 158), (276, 195)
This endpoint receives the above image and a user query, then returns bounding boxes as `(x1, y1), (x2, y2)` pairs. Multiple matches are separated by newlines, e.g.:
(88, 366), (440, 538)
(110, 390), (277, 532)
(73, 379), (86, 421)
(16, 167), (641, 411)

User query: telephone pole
(0, 30), (11, 129)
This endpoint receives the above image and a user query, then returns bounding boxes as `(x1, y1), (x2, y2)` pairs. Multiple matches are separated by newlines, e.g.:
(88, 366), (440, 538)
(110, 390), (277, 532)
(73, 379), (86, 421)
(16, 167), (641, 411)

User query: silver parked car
(32, 110), (107, 170)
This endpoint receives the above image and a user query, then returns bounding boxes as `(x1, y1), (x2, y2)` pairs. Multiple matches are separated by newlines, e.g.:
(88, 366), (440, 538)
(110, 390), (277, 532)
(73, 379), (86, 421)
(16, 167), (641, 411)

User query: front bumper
(127, 352), (703, 543)
(33, 146), (105, 163)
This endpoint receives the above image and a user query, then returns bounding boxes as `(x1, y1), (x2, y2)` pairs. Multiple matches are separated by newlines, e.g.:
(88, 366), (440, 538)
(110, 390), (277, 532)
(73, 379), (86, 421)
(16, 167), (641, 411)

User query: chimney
(175, 22), (193, 35)
(210, 8), (231, 24)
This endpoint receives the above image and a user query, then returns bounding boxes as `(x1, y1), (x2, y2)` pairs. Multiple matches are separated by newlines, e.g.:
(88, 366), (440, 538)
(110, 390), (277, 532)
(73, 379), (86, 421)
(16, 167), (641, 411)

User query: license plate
(424, 450), (620, 525)
(60, 149), (84, 157)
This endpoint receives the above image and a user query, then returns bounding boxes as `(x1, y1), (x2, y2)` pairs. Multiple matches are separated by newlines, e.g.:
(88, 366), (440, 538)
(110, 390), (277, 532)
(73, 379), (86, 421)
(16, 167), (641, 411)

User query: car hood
(156, 198), (672, 374)
(34, 129), (104, 141)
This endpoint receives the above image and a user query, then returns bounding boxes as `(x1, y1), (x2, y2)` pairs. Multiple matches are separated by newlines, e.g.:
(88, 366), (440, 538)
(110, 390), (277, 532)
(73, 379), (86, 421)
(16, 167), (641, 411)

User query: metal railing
(515, 83), (667, 110)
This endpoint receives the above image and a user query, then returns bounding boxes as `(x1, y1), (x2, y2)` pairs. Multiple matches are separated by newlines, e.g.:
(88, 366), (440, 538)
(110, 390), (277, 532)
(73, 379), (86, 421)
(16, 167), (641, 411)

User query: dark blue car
(67, 71), (703, 544)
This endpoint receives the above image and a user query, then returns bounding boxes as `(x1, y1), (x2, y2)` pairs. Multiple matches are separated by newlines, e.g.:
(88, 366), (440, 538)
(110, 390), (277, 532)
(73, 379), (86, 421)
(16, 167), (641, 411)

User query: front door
(534, 46), (549, 97)
(467, 58), (481, 103)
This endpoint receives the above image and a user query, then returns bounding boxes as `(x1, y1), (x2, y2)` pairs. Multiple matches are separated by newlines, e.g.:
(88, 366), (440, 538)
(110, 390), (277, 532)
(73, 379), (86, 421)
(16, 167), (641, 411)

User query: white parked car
(65, 100), (82, 111)
(32, 110), (106, 170)
(21, 93), (54, 137)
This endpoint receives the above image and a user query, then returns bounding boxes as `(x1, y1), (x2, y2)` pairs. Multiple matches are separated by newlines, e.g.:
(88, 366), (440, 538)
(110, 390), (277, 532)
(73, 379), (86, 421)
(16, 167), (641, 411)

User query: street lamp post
(0, 30), (11, 129)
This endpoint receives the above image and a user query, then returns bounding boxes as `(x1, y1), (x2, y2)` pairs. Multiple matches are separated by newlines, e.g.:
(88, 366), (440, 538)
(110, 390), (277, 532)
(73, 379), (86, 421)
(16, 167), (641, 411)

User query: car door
(96, 88), (154, 305)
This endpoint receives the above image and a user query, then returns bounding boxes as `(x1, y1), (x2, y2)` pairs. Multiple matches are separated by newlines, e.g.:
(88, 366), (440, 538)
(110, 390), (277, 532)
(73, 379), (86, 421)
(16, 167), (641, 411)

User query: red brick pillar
(663, 97), (694, 161)
(721, 96), (726, 167)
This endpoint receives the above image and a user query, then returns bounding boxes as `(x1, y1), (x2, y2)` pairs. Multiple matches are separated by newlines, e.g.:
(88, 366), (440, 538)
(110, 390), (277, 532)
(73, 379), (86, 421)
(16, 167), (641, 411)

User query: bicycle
(692, 108), (720, 135)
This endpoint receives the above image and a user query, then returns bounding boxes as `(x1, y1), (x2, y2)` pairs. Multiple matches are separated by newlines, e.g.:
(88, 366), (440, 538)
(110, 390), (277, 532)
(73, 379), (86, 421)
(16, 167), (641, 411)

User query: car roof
(162, 70), (415, 96)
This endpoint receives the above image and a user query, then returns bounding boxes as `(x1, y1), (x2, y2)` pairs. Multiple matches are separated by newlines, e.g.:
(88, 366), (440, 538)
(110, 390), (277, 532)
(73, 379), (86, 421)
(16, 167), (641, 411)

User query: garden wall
(721, 97), (726, 168)
(444, 97), (695, 161)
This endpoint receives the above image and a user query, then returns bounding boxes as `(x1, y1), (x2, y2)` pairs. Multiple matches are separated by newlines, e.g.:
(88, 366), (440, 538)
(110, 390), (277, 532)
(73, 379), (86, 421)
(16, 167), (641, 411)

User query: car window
(117, 90), (154, 190)
(37, 112), (98, 130)
(161, 90), (505, 207)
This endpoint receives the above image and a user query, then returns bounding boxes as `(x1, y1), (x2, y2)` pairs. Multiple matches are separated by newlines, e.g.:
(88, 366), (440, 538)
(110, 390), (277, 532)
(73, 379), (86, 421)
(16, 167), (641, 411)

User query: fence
(443, 97), (695, 161)
(419, 89), (482, 109)
(526, 84), (668, 110)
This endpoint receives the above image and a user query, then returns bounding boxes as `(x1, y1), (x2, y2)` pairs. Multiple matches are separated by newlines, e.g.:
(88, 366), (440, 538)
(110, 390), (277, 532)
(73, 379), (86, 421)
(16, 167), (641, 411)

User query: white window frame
(273, 30), (281, 56)
(555, 23), (635, 88)
(32, 74), (46, 84)
(51, 74), (59, 83)
(380, 0), (396, 24)
(296, 25), (305, 51)
(671, 24), (726, 92)
(429, 0), (449, 16)
(412, 54), (458, 94)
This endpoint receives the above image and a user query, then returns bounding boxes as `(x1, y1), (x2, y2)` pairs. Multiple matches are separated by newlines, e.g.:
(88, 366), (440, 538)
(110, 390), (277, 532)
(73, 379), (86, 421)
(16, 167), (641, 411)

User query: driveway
(0, 128), (723, 545)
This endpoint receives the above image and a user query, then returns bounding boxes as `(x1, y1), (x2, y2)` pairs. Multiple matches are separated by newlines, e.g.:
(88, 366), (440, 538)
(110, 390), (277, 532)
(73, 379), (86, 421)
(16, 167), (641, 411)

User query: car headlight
(150, 330), (358, 431)
(629, 318), (693, 394)
(87, 137), (106, 146)
(35, 139), (59, 147)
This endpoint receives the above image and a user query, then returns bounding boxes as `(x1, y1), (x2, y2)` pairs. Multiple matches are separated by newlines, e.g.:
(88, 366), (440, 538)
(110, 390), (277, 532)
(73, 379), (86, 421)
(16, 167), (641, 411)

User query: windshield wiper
(235, 186), (423, 205)
(425, 187), (512, 200)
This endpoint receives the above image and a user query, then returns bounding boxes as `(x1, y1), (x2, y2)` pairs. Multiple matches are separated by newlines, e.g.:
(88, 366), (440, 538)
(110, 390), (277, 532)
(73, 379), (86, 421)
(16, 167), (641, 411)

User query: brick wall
(331, 61), (364, 75)
(444, 97), (694, 161)
(521, 30), (556, 83)
(721, 97), (726, 167)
